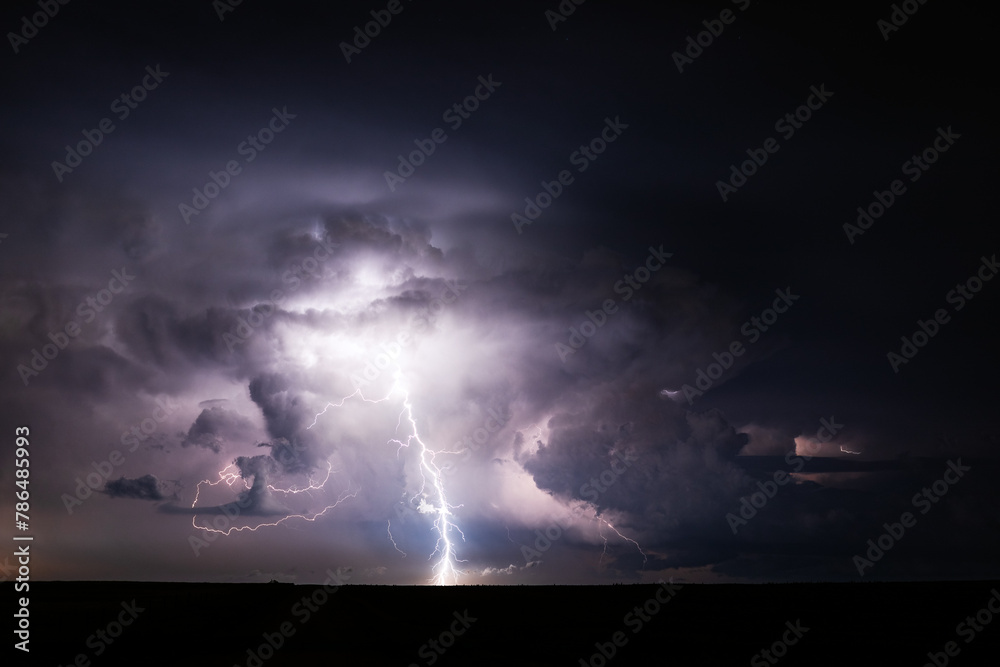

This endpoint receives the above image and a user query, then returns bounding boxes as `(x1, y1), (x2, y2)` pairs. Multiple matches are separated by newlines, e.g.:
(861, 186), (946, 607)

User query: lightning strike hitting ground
(309, 370), (467, 585)
(597, 516), (648, 566)
(191, 374), (645, 583)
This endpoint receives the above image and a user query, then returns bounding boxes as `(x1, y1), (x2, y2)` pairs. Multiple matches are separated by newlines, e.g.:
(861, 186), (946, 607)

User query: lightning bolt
(191, 458), (357, 536)
(266, 460), (334, 495)
(191, 462), (244, 507)
(306, 387), (395, 429)
(195, 372), (641, 583)
(309, 369), (466, 585)
(190, 480), (358, 536)
(387, 519), (406, 557)
(521, 421), (647, 570)
(597, 515), (647, 566)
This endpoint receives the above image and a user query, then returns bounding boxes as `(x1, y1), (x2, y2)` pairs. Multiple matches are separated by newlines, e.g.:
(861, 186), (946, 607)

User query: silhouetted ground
(8, 581), (1000, 665)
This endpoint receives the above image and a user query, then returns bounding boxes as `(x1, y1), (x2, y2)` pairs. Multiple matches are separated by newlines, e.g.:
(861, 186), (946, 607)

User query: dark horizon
(11, 580), (1000, 665)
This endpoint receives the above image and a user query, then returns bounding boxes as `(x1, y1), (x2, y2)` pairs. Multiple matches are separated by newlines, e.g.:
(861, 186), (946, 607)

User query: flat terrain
(8, 581), (1000, 665)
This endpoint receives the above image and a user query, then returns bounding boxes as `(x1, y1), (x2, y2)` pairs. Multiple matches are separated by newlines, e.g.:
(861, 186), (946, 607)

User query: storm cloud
(1, 0), (997, 585)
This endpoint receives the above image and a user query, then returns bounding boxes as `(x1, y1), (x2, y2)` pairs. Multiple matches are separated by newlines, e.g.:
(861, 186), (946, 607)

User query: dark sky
(1, 0), (998, 585)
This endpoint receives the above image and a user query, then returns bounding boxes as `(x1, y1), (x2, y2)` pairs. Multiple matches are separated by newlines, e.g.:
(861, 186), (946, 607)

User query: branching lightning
(191, 453), (357, 536)
(191, 371), (647, 583)
(190, 466), (358, 537)
(596, 515), (647, 566)
(308, 369), (466, 585)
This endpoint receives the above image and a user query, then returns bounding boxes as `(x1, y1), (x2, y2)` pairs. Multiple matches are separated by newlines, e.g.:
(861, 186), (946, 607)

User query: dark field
(8, 580), (1000, 665)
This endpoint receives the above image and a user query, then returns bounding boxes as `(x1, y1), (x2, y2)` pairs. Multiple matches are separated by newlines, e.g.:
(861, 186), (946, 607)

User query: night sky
(1, 0), (998, 585)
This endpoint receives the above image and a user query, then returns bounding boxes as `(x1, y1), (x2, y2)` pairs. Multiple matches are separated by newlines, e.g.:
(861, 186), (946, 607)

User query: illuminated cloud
(1, 1), (995, 586)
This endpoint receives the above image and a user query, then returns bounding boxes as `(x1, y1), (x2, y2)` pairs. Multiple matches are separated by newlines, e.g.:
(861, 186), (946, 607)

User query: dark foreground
(8, 580), (1000, 666)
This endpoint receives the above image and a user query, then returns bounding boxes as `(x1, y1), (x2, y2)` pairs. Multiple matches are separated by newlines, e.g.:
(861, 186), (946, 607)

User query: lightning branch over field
(189, 461), (359, 536)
